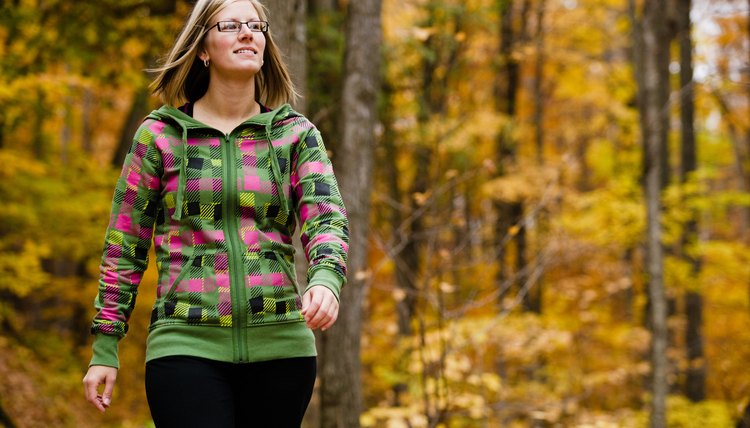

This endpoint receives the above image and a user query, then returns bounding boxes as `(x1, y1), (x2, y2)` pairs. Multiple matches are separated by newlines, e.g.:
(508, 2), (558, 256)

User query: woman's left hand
(301, 286), (339, 331)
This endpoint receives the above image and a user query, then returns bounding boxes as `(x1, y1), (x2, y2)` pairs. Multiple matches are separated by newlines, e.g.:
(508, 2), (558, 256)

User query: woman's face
(201, 1), (266, 81)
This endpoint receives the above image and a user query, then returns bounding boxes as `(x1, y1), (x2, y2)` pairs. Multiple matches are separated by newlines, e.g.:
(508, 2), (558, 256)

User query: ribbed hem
(146, 321), (316, 364)
(307, 269), (344, 301)
(89, 334), (121, 368)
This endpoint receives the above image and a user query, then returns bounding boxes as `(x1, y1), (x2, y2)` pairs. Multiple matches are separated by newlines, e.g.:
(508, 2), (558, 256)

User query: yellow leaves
(483, 174), (533, 203)
(0, 241), (50, 297)
(0, 150), (47, 179)
(483, 162), (559, 204)
(662, 396), (734, 428)
(699, 241), (750, 305)
(361, 406), (429, 428)
(559, 176), (644, 248)
(122, 38), (147, 59)
(83, 22), (98, 45)
(412, 191), (431, 206)
(412, 27), (435, 42)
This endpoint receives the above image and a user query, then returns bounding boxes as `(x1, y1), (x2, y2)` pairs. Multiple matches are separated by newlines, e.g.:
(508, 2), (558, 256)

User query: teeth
(236, 49), (255, 54)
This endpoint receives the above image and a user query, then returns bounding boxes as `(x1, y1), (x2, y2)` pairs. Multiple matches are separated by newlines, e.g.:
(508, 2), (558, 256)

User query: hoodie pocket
(151, 251), (223, 327)
(269, 250), (300, 295)
(242, 248), (304, 326)
(163, 253), (197, 301)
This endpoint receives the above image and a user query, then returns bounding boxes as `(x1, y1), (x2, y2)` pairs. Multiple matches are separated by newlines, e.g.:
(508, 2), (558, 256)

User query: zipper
(222, 132), (249, 363)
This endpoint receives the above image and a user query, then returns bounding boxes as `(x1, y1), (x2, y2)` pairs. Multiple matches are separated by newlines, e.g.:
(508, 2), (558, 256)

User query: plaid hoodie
(89, 103), (349, 368)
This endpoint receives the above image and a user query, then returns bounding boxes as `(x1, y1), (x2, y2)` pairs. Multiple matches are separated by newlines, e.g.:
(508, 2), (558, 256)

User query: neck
(197, 77), (259, 122)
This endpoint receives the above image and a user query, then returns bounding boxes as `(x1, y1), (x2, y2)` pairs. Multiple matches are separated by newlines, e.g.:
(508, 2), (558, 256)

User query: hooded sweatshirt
(89, 103), (349, 368)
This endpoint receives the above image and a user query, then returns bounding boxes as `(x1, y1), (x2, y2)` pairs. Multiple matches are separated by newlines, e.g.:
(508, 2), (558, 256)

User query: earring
(203, 58), (210, 67)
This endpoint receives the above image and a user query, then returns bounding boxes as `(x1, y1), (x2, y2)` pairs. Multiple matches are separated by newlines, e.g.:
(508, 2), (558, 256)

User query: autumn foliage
(0, 0), (749, 427)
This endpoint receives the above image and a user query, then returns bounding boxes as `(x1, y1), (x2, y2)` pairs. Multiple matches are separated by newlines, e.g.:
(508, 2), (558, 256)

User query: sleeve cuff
(306, 269), (344, 301)
(89, 334), (121, 369)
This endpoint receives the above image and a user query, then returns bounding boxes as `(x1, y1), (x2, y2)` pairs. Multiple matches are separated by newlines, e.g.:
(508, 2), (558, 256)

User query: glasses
(207, 20), (269, 33)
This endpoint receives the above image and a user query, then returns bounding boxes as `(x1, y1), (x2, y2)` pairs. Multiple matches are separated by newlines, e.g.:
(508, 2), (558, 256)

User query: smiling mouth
(235, 49), (257, 54)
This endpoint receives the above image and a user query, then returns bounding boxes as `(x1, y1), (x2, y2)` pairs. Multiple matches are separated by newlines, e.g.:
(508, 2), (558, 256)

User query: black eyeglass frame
(205, 20), (269, 33)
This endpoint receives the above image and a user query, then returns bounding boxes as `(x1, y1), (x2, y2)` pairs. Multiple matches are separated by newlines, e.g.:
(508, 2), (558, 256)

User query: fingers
(102, 373), (116, 408)
(83, 366), (117, 413)
(302, 286), (339, 331)
(83, 371), (106, 413)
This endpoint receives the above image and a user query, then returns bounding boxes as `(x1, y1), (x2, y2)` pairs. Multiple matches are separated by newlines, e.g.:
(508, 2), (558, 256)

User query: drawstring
(167, 106), (293, 223)
(172, 125), (188, 221)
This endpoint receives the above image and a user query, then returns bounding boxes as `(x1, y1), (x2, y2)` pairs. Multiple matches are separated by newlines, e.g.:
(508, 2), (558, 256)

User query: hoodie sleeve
(89, 122), (162, 368)
(291, 124), (350, 299)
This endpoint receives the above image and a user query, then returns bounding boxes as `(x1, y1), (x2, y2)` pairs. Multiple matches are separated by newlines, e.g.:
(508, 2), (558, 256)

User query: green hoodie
(90, 104), (349, 368)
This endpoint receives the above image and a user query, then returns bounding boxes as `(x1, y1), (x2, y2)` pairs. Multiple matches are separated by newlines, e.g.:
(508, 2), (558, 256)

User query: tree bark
(112, 87), (150, 168)
(526, 0), (546, 315)
(636, 0), (670, 426)
(0, 401), (17, 428)
(676, 0), (705, 402)
(265, 0), (308, 113)
(738, 401), (750, 428)
(318, 0), (382, 427)
(33, 88), (47, 159)
(380, 81), (417, 336)
(391, 0), (465, 335)
(81, 87), (94, 154)
(494, 0), (529, 310)
(533, 0), (546, 167)
(395, 145), (429, 335)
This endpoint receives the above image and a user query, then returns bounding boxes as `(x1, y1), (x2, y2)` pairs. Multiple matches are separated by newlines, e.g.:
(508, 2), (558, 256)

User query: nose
(238, 24), (254, 40)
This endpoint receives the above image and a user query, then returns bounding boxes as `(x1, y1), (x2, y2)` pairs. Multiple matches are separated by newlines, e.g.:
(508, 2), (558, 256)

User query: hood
(145, 103), (301, 222)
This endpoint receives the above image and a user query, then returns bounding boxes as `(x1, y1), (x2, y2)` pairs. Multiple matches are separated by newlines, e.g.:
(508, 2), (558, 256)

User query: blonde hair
(149, 0), (298, 108)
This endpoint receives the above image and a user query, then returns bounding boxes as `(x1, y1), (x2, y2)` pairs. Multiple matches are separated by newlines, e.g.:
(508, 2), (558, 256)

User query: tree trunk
(318, 0), (382, 426)
(738, 401), (750, 428)
(60, 83), (72, 165)
(81, 87), (94, 154)
(391, 0), (466, 335)
(530, 0), (545, 313)
(265, 0), (308, 113)
(112, 87), (150, 167)
(395, 145), (429, 335)
(0, 401), (17, 428)
(380, 81), (417, 336)
(33, 88), (47, 159)
(533, 0), (546, 167)
(494, 0), (529, 310)
(636, 0), (670, 426)
(676, 0), (705, 402)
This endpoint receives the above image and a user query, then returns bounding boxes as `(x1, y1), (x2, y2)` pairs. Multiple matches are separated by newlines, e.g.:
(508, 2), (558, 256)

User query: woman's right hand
(82, 365), (118, 413)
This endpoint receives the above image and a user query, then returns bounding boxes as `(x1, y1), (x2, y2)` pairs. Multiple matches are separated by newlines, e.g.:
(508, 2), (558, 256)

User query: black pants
(145, 355), (316, 428)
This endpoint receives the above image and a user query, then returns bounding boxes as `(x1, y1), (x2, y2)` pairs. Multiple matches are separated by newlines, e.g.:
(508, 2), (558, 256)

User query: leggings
(145, 355), (316, 428)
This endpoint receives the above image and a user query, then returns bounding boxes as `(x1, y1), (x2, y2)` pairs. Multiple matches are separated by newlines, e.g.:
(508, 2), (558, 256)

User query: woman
(82, 1), (349, 426)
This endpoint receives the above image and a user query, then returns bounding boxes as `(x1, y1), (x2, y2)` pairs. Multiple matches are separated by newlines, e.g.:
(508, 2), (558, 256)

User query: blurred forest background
(1, 0), (749, 427)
